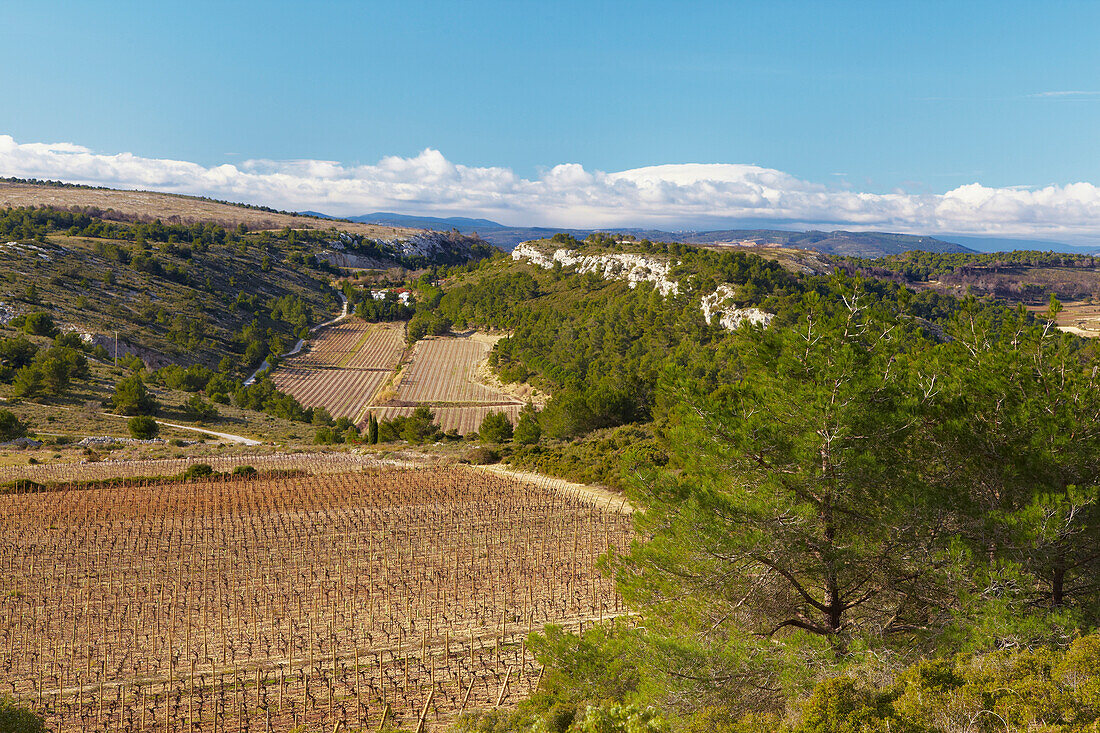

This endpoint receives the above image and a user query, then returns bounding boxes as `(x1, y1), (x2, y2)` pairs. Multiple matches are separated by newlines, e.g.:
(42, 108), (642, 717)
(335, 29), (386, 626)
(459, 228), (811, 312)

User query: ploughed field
(271, 320), (405, 422)
(271, 319), (525, 433)
(289, 320), (406, 370)
(1025, 299), (1100, 338)
(372, 336), (524, 433)
(0, 465), (631, 731)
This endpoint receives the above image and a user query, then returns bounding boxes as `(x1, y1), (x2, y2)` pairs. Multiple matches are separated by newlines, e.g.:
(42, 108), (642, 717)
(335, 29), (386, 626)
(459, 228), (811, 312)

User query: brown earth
(1025, 300), (1100, 337)
(0, 466), (631, 731)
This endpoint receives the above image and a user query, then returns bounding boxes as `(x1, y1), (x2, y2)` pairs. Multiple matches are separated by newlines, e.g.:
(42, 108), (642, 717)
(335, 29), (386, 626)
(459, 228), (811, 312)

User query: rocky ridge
(511, 242), (774, 332)
(320, 230), (493, 269)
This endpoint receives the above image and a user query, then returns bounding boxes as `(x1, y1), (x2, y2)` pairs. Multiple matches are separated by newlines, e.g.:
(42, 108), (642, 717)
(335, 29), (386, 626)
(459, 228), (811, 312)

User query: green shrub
(378, 406), (442, 444)
(314, 426), (338, 444)
(467, 446), (501, 465)
(0, 696), (45, 733)
(0, 336), (38, 370)
(573, 703), (668, 732)
(112, 373), (159, 416)
(20, 312), (58, 337)
(0, 479), (44, 495)
(795, 677), (890, 733)
(182, 394), (218, 422)
(183, 463), (215, 480)
(479, 410), (514, 443)
(0, 410), (27, 442)
(157, 364), (215, 392)
(513, 403), (542, 445)
(312, 407), (334, 427)
(127, 415), (159, 440)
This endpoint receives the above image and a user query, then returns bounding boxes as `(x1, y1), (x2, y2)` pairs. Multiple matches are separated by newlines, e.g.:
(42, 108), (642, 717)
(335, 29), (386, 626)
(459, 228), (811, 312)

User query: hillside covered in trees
(0, 205), (493, 372)
(428, 235), (1100, 732)
(835, 249), (1100, 303)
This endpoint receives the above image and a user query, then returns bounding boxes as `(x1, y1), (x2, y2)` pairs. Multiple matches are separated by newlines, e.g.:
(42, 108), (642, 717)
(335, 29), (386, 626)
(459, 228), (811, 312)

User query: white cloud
(4, 133), (1100, 242)
(1029, 91), (1100, 99)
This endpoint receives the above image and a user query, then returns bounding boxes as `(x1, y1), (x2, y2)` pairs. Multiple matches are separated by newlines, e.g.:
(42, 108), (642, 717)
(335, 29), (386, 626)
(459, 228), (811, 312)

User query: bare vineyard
(272, 320), (405, 422)
(272, 323), (529, 434)
(360, 336), (525, 434)
(289, 321), (405, 370)
(393, 338), (517, 405)
(0, 466), (632, 731)
(273, 367), (390, 420)
(0, 453), (392, 484)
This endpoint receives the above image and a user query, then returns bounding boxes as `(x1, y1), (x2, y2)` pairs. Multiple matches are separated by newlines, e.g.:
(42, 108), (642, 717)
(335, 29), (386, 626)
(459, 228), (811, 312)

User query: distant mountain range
(321, 212), (972, 257)
(931, 234), (1100, 256)
(301, 211), (1100, 258)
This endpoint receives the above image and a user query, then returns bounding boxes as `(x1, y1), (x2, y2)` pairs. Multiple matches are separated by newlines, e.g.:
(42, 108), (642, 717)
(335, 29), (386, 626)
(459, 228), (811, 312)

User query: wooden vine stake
(415, 687), (434, 733)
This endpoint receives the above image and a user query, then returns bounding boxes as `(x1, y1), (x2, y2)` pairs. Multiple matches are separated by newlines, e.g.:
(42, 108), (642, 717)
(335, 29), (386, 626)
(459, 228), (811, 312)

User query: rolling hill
(0, 180), (420, 240)
(343, 212), (975, 256)
(0, 184), (495, 372)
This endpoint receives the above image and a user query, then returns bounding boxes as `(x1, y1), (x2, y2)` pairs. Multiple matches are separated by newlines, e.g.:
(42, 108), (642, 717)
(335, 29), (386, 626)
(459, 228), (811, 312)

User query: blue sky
(3, 1), (1100, 239)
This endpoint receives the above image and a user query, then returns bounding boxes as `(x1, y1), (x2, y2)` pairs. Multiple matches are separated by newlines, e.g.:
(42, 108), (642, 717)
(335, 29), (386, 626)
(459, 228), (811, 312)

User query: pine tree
(931, 301), (1100, 628)
(620, 288), (946, 657)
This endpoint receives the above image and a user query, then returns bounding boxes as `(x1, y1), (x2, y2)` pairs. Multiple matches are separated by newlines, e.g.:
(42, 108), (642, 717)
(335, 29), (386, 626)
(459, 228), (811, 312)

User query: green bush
(127, 415), (159, 440)
(312, 407), (334, 427)
(0, 337), (38, 371)
(182, 463), (215, 480)
(513, 403), (542, 445)
(20, 312), (58, 337)
(0, 410), (27, 442)
(0, 479), (44, 495)
(467, 446), (501, 465)
(479, 410), (514, 443)
(0, 696), (45, 733)
(405, 311), (452, 345)
(378, 406), (442, 444)
(112, 373), (159, 416)
(232, 376), (309, 422)
(157, 363), (215, 392)
(182, 394), (218, 422)
(9, 346), (89, 399)
(794, 677), (890, 733)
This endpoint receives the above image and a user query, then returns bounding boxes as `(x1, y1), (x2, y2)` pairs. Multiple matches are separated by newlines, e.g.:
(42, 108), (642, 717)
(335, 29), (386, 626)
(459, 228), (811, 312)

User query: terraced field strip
(273, 367), (390, 420)
(344, 322), (406, 369)
(272, 320), (407, 419)
(289, 319), (406, 369)
(336, 327), (378, 367)
(297, 321), (369, 366)
(366, 404), (524, 435)
(395, 337), (519, 405)
(0, 467), (631, 732)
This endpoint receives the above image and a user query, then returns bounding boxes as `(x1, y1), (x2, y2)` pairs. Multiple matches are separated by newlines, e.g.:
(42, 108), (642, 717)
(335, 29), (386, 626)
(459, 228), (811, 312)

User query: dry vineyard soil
(0, 462), (631, 731)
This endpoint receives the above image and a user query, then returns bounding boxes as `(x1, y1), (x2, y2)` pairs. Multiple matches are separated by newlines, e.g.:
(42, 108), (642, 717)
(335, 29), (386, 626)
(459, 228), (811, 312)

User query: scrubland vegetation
(836, 249), (1100, 302)
(428, 238), (1100, 732)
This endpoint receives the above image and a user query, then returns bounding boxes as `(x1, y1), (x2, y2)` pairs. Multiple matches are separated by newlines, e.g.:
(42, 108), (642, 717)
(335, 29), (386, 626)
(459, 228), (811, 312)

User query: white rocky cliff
(512, 242), (775, 332)
(511, 242), (680, 296)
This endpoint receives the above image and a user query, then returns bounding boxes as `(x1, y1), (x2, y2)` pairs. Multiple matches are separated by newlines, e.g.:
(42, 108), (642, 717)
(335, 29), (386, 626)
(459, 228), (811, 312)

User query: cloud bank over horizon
(3, 134), (1100, 243)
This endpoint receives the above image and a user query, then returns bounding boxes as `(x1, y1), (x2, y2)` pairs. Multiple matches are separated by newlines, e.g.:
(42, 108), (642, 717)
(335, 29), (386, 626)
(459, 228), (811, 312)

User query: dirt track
(472, 463), (633, 514)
